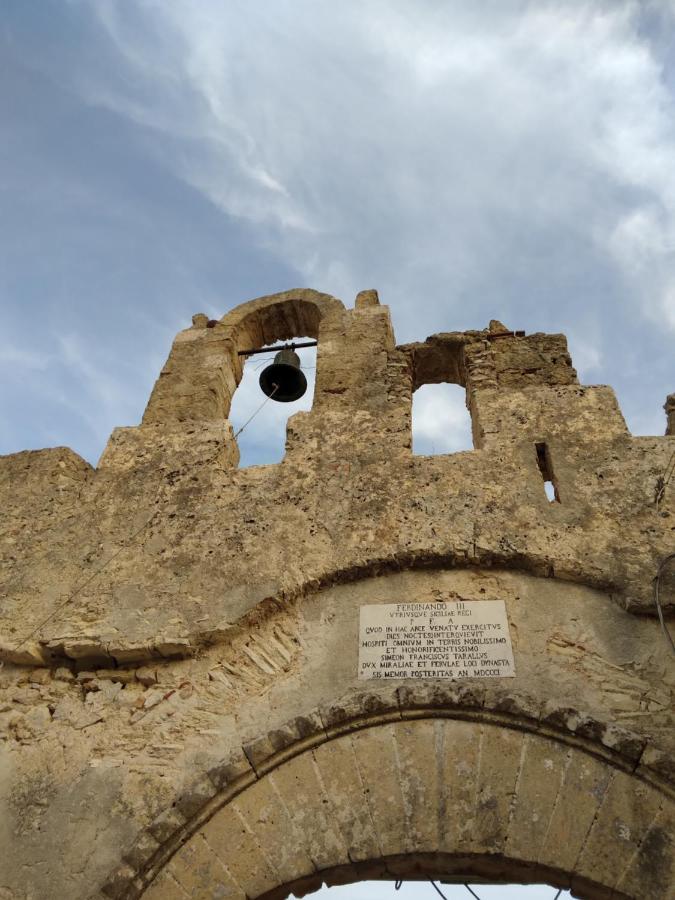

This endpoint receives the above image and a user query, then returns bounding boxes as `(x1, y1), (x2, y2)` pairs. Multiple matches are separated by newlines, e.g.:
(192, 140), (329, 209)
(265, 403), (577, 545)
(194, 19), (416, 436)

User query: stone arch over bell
(142, 288), (345, 427)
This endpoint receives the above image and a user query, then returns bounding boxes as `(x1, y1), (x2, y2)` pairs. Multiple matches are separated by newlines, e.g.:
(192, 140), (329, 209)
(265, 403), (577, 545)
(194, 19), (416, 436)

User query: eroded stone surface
(140, 721), (675, 900)
(0, 289), (673, 899)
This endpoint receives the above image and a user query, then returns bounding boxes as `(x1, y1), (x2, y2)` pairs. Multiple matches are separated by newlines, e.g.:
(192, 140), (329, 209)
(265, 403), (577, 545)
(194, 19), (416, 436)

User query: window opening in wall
(535, 441), (560, 503)
(230, 338), (316, 467)
(412, 383), (473, 455)
(307, 879), (572, 898)
(543, 480), (556, 502)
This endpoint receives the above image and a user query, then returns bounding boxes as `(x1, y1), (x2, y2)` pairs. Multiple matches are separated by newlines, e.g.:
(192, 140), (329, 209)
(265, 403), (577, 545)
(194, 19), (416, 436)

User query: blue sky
(2, 1), (674, 468)
(305, 881), (569, 899)
(2, 5), (666, 894)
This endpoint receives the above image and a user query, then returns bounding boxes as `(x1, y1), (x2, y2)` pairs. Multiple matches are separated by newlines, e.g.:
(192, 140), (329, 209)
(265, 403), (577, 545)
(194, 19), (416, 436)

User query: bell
(259, 347), (307, 402)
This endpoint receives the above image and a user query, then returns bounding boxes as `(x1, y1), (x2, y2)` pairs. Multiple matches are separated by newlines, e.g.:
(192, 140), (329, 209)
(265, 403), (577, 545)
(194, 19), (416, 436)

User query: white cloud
(663, 281), (675, 330)
(412, 383), (472, 455)
(565, 332), (604, 381)
(0, 345), (50, 370)
(66, 1), (675, 341)
(3, 0), (674, 460)
(35, 333), (145, 440)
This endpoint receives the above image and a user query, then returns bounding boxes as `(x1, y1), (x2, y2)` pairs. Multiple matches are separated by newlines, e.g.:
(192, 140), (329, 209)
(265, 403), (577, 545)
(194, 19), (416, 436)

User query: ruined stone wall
(0, 289), (673, 899)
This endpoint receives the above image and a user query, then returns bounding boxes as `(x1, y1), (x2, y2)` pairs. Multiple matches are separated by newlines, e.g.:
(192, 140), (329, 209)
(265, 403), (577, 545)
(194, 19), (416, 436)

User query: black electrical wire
(393, 878), (569, 899)
(462, 886), (482, 900)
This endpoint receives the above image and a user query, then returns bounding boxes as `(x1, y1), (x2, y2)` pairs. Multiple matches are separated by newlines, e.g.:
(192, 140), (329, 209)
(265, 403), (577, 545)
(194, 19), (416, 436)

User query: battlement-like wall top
(0, 289), (673, 669)
(1, 288), (674, 900)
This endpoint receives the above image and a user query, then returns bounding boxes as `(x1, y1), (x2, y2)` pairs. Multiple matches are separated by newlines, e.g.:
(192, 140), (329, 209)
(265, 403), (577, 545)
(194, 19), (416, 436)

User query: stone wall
(0, 289), (673, 899)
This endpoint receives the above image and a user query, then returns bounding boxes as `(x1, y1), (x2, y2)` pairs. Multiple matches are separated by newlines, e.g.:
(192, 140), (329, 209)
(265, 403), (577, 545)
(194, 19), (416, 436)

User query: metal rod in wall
(237, 340), (318, 357)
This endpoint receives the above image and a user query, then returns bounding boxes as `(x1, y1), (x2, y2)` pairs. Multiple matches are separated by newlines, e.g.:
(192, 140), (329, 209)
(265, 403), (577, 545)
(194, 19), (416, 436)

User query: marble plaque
(359, 600), (515, 680)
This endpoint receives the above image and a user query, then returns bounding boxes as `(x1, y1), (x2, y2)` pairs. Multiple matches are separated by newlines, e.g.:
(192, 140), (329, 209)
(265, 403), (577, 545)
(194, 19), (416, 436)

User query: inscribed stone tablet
(358, 600), (515, 680)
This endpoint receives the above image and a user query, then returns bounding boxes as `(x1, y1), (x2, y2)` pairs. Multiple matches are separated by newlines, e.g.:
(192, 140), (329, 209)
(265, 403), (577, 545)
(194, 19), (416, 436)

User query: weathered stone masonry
(0, 288), (673, 899)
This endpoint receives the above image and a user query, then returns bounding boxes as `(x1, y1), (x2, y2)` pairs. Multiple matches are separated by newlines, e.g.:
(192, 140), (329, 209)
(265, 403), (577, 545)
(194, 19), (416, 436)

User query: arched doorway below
(140, 717), (673, 900)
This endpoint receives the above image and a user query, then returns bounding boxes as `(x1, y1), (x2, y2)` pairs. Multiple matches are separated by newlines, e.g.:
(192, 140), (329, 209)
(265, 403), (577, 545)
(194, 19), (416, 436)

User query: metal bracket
(237, 340), (318, 357)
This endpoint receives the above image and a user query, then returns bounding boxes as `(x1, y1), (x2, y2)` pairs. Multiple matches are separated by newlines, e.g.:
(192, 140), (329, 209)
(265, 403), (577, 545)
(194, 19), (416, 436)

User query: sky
(1, 4), (666, 895)
(2, 0), (675, 468)
(301, 881), (570, 900)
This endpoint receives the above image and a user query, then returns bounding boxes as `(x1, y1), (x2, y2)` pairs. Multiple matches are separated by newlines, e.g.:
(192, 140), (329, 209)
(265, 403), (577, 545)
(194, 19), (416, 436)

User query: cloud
(2, 0), (674, 464)
(0, 345), (50, 370)
(565, 336), (603, 382)
(54, 333), (137, 433)
(69, 3), (674, 329)
(0, 320), (152, 461)
(412, 383), (473, 455)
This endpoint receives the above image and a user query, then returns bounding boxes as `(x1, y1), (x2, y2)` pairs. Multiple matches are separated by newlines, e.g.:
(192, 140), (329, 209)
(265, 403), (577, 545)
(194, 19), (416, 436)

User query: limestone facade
(0, 289), (673, 899)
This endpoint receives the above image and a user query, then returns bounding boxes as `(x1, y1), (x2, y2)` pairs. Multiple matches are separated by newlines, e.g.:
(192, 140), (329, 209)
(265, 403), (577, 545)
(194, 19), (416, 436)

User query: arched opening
(219, 291), (340, 466)
(141, 289), (343, 435)
(406, 336), (474, 456)
(137, 717), (670, 900)
(535, 442), (561, 504)
(292, 866), (573, 899)
(230, 339), (316, 467)
(412, 383), (473, 455)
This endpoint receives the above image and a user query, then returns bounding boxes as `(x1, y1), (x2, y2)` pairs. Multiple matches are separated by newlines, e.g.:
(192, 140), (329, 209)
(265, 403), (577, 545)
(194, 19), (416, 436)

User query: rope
(463, 886), (482, 900)
(12, 503), (162, 653)
(10, 382), (281, 655)
(654, 552), (675, 655)
(653, 447), (675, 655)
(252, 355), (278, 371)
(655, 449), (675, 512)
(233, 383), (279, 439)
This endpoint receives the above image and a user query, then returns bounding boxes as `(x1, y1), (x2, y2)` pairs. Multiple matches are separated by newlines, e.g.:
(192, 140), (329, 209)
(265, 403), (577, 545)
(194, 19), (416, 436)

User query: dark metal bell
(259, 347), (307, 402)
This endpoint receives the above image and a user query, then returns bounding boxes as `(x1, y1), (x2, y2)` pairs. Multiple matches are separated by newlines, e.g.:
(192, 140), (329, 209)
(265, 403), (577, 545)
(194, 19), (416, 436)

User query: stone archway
(141, 288), (346, 430)
(137, 716), (673, 900)
(3, 291), (674, 900)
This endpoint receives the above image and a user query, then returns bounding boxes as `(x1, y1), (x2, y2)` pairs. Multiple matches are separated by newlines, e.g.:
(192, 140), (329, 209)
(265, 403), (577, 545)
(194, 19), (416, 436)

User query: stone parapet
(1, 289), (673, 900)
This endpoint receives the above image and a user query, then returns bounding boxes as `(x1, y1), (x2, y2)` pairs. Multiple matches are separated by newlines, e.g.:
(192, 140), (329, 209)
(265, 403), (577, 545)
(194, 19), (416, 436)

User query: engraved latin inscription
(359, 600), (515, 680)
